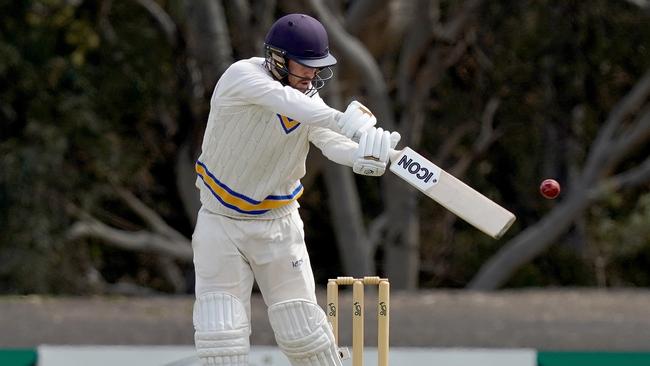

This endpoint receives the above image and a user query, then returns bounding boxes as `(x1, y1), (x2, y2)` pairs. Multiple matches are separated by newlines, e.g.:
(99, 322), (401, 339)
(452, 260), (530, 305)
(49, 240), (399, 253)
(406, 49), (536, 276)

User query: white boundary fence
(36, 345), (536, 366)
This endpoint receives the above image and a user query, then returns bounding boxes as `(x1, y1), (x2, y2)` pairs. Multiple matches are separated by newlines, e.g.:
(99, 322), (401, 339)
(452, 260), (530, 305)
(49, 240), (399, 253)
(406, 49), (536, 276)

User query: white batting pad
(193, 292), (250, 365)
(268, 300), (342, 366)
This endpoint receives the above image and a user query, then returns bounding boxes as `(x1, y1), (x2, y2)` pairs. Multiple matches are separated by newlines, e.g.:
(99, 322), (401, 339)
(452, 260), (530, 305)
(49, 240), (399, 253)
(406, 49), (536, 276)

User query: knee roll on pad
(193, 292), (250, 365)
(268, 299), (342, 366)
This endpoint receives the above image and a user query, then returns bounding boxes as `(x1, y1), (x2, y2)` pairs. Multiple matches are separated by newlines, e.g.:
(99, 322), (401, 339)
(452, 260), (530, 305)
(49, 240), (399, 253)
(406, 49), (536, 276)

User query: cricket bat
(389, 147), (515, 239)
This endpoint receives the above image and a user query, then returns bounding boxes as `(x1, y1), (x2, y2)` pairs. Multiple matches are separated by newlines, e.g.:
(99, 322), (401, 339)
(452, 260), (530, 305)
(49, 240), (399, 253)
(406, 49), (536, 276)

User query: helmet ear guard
(264, 44), (289, 81)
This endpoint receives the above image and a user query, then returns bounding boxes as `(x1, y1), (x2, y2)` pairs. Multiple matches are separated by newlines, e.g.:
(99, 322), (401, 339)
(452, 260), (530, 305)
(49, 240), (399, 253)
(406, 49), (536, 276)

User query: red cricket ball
(540, 179), (561, 199)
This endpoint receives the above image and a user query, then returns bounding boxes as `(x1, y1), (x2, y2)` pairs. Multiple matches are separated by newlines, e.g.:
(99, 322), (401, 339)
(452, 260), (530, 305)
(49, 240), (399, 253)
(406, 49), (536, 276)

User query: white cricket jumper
(195, 57), (357, 219)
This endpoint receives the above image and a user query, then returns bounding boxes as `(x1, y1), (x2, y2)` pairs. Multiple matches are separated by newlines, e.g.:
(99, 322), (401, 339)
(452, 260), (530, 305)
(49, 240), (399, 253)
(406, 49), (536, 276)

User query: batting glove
(337, 100), (377, 140)
(353, 127), (400, 176)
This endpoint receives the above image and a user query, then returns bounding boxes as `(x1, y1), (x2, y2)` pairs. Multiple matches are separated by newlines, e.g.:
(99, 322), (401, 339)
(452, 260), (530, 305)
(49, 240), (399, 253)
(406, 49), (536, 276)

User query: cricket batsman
(191, 13), (399, 365)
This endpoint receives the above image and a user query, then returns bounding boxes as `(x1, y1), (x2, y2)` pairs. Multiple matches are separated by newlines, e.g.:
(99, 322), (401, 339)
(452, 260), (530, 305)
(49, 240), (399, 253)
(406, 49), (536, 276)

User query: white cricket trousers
(192, 206), (317, 318)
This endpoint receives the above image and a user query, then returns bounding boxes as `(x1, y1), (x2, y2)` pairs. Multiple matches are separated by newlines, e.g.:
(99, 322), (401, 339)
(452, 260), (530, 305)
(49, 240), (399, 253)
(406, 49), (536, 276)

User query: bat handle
(389, 149), (403, 163)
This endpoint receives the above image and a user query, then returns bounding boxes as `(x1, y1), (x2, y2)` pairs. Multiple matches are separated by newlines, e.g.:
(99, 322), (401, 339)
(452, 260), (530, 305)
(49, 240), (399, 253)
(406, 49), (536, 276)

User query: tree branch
(434, 121), (473, 162)
(344, 0), (389, 35)
(432, 0), (484, 42)
(156, 257), (187, 293)
(450, 97), (501, 175)
(98, 0), (117, 44)
(582, 69), (650, 182)
(605, 105), (650, 171)
(590, 155), (650, 200)
(67, 218), (192, 261)
(182, 0), (233, 89)
(469, 71), (650, 290)
(624, 0), (650, 11)
(133, 0), (178, 46)
(396, 0), (434, 104)
(113, 186), (188, 243)
(367, 213), (389, 250)
(308, 0), (395, 128)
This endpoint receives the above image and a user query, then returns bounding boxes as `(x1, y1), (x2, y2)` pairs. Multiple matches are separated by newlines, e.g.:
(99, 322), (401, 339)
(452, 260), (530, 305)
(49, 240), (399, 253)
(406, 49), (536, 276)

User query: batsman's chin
(297, 80), (312, 90)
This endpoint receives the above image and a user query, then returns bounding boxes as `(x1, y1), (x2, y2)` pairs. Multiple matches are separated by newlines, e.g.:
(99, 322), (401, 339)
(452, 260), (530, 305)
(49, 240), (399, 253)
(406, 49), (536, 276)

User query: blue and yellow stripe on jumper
(195, 161), (303, 215)
(277, 114), (301, 134)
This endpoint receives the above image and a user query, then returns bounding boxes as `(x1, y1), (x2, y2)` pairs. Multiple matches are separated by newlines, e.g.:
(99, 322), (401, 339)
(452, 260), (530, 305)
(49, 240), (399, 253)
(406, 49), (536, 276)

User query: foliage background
(1, 0), (649, 294)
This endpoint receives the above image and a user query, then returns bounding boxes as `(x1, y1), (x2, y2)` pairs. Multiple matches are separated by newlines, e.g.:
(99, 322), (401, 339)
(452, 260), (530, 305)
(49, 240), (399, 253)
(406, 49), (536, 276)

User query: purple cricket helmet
(264, 14), (336, 95)
(265, 13), (337, 68)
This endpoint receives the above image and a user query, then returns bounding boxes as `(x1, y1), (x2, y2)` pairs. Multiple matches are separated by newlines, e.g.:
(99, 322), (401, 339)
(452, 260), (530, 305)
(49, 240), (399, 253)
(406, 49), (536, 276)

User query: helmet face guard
(264, 45), (334, 96)
(264, 14), (337, 96)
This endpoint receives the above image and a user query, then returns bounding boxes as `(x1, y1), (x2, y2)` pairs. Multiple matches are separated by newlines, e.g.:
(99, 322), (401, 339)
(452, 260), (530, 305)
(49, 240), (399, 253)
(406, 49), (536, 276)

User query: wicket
(327, 276), (390, 366)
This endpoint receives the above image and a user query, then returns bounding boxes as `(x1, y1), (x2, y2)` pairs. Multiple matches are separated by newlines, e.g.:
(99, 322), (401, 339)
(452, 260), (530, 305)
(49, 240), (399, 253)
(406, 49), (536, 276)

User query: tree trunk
(175, 141), (200, 226)
(182, 0), (232, 90)
(383, 176), (420, 289)
(468, 191), (590, 289)
(323, 163), (375, 276)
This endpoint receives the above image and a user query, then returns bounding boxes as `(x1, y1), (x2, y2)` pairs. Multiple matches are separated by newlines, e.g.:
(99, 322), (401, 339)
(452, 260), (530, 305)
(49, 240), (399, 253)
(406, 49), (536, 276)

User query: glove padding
(353, 128), (401, 176)
(337, 101), (377, 140)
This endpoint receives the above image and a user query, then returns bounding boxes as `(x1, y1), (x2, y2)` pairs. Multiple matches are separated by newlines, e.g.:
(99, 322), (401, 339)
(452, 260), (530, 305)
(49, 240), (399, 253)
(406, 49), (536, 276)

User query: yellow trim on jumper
(196, 162), (303, 213)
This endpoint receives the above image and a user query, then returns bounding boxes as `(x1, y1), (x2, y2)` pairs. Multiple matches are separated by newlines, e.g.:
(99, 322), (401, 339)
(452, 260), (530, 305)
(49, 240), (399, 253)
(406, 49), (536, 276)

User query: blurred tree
(1, 0), (649, 294)
(0, 0), (187, 293)
(468, 0), (650, 289)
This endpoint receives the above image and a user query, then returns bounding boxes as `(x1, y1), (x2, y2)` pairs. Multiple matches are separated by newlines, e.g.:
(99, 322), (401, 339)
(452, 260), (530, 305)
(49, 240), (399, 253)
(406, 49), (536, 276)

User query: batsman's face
(287, 59), (318, 93)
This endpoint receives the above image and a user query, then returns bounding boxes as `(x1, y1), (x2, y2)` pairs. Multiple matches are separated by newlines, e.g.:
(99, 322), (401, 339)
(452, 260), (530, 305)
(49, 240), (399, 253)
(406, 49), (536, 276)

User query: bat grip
(389, 149), (403, 163)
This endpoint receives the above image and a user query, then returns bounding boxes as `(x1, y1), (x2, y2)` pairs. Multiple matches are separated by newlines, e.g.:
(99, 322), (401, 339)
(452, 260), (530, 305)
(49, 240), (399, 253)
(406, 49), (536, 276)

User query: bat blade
(389, 147), (515, 239)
